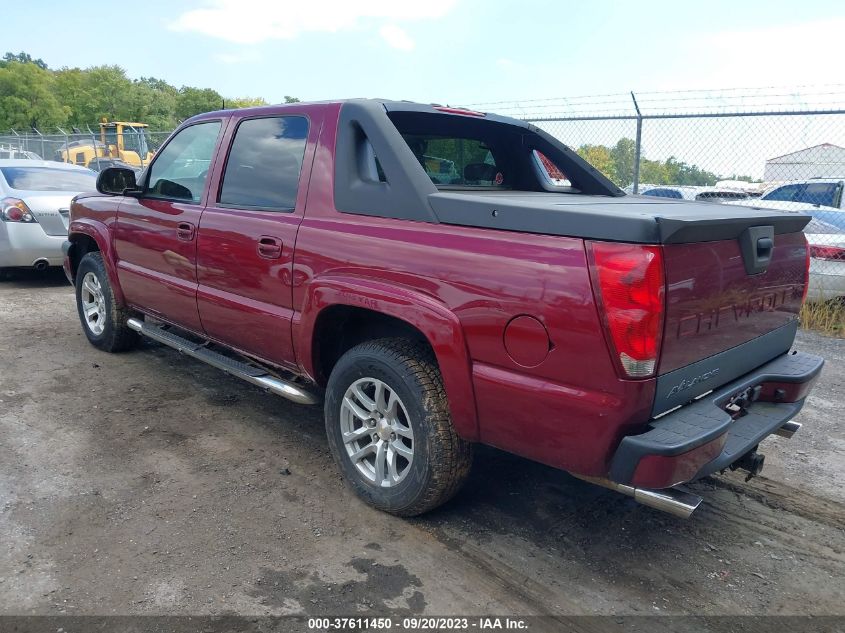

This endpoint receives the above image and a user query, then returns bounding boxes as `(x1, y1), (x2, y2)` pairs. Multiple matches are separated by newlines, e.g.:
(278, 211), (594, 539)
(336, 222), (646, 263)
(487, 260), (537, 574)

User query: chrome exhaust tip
(32, 259), (49, 272)
(774, 420), (801, 439)
(633, 487), (702, 519)
(574, 475), (703, 519)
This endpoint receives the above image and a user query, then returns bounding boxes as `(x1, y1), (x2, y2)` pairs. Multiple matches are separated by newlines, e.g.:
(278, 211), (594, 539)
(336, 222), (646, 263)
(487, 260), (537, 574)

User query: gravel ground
(1, 270), (843, 623)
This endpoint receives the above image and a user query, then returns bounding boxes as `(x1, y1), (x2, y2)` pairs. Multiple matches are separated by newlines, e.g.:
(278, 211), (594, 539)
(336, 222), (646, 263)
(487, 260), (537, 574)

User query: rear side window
(800, 182), (840, 207)
(0, 166), (96, 191)
(219, 116), (309, 210)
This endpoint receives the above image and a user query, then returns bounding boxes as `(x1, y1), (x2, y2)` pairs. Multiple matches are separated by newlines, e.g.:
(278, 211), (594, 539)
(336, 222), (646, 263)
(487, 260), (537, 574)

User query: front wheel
(75, 252), (139, 352)
(325, 338), (473, 516)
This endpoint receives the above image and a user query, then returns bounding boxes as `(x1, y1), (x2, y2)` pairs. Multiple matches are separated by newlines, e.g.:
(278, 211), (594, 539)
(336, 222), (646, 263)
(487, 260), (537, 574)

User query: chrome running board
(126, 318), (318, 405)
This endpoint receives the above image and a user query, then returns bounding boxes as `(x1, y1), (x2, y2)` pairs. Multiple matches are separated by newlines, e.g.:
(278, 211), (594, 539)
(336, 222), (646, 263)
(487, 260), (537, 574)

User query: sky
(5, 0), (845, 107)
(5, 0), (845, 179)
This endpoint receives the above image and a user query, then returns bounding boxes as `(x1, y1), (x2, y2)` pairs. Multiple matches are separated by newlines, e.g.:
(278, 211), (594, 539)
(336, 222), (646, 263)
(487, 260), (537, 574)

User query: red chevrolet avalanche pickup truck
(63, 100), (823, 518)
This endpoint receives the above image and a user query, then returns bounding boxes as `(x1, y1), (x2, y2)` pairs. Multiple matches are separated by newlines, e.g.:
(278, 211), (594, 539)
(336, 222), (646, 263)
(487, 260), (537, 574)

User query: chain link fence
(3, 88), (845, 299)
(0, 129), (173, 170)
(467, 87), (845, 301)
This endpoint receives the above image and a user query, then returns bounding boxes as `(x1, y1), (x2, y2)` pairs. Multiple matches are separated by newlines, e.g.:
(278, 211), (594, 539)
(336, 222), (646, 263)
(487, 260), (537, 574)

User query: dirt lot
(1, 270), (843, 623)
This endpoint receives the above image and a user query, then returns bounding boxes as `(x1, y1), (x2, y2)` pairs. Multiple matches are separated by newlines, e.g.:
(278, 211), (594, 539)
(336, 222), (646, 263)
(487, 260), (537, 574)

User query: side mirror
(96, 167), (139, 195)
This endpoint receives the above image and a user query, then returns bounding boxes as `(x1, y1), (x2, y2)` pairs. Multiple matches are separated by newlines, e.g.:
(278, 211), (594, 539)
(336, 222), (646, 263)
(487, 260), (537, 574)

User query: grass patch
(800, 299), (845, 337)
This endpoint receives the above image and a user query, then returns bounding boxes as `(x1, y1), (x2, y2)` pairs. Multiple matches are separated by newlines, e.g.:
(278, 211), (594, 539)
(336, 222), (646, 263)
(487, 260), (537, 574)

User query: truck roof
(184, 98), (529, 129)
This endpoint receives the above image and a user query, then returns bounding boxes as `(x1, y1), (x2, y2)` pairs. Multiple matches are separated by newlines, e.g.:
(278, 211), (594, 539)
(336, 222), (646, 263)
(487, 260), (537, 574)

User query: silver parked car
(0, 160), (97, 277)
(804, 216), (845, 301)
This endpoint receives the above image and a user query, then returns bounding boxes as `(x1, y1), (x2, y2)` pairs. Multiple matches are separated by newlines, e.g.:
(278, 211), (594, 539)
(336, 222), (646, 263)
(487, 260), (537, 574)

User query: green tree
(227, 96), (269, 109)
(128, 78), (179, 128)
(1, 51), (48, 69)
(82, 65), (134, 122)
(2, 50), (299, 132)
(54, 67), (92, 126)
(577, 144), (617, 183)
(639, 158), (670, 184)
(0, 61), (69, 129)
(611, 138), (636, 187)
(176, 87), (224, 120)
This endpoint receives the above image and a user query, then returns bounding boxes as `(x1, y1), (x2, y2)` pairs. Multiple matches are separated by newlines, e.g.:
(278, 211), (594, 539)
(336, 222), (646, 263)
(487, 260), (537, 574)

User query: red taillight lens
(0, 197), (37, 223)
(809, 244), (845, 261)
(589, 242), (665, 379)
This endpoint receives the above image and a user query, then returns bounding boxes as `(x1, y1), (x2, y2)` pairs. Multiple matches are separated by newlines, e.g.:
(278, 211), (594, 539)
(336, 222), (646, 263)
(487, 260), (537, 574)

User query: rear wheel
(325, 338), (473, 516)
(75, 252), (139, 352)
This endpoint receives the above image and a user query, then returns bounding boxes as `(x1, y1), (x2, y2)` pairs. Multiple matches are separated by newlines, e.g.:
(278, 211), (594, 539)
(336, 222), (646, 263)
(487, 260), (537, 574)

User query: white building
(764, 144), (845, 181)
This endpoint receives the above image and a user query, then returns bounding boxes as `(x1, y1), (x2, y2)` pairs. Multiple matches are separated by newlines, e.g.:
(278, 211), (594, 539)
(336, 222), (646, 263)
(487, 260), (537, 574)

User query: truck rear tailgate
(654, 231), (808, 415)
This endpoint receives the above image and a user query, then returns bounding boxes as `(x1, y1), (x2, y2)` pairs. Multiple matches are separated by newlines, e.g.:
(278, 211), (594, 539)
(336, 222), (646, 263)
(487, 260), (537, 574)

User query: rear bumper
(609, 351), (824, 489)
(0, 222), (66, 267)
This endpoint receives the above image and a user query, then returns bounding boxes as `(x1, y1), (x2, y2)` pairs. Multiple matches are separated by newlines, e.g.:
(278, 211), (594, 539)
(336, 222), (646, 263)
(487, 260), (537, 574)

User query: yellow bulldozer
(55, 119), (155, 168)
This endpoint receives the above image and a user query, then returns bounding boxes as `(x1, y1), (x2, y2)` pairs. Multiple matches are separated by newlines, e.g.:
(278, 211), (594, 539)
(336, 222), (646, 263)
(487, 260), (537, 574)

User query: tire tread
(326, 337), (473, 517)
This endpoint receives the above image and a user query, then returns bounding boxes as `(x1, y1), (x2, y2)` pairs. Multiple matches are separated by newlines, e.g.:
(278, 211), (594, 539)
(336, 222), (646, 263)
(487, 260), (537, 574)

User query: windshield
(0, 166), (96, 191)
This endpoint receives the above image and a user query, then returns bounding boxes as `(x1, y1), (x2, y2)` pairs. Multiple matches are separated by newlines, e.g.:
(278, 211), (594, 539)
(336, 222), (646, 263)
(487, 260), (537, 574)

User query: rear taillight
(809, 244), (845, 261)
(0, 197), (37, 223)
(588, 242), (665, 379)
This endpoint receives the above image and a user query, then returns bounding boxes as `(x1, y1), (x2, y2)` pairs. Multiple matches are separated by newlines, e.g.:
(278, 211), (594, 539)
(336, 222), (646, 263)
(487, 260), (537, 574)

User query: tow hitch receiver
(725, 385), (762, 418)
(730, 449), (765, 482)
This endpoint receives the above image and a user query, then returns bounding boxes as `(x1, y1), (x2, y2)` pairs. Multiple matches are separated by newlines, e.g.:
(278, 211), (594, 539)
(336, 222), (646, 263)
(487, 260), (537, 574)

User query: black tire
(75, 252), (139, 352)
(325, 338), (473, 516)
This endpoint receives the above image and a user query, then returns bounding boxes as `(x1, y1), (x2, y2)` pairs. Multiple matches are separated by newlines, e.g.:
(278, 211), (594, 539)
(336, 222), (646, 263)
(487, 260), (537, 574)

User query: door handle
(176, 222), (195, 241)
(257, 235), (283, 259)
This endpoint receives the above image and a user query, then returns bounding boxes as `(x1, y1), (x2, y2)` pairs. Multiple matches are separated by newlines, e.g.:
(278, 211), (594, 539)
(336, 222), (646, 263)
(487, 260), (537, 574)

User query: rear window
(401, 134), (503, 187)
(386, 111), (578, 192)
(0, 166), (96, 191)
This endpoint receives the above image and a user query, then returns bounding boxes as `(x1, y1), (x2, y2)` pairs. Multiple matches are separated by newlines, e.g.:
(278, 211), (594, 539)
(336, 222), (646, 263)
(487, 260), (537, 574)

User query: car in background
(803, 216), (845, 301)
(757, 179), (844, 210)
(0, 160), (97, 278)
(639, 185), (751, 202)
(0, 147), (42, 160)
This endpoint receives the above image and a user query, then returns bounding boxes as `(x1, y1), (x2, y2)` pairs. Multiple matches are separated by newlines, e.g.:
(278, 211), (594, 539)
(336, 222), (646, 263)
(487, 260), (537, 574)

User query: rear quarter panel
(293, 111), (655, 476)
